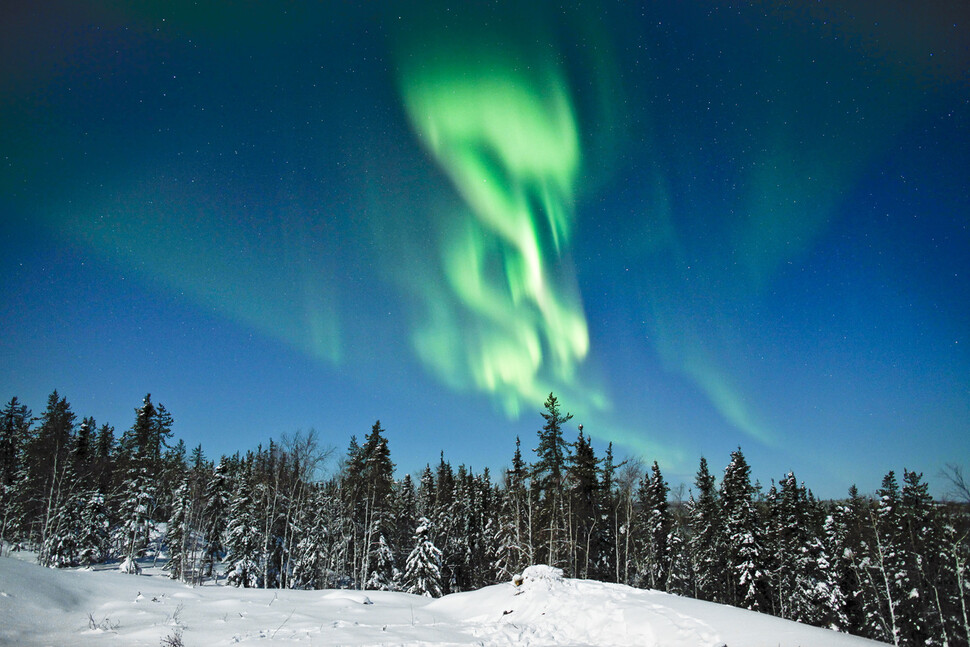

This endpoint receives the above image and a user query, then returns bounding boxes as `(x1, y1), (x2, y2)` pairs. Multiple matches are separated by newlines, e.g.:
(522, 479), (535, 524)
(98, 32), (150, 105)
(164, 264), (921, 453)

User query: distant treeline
(0, 391), (967, 646)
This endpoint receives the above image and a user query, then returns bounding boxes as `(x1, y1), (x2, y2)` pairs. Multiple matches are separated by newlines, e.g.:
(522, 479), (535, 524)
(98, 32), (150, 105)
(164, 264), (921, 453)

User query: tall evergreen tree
(532, 393), (572, 567)
(897, 469), (939, 644)
(115, 395), (158, 573)
(720, 448), (767, 610)
(225, 467), (261, 587)
(688, 456), (724, 602)
(166, 477), (193, 581)
(566, 430), (600, 579)
(26, 391), (75, 550)
(636, 461), (671, 590)
(0, 397), (31, 548)
(200, 457), (230, 580)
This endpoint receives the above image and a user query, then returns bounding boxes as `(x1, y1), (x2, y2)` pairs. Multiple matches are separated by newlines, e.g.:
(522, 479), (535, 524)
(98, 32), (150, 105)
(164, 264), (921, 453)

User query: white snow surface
(0, 554), (888, 646)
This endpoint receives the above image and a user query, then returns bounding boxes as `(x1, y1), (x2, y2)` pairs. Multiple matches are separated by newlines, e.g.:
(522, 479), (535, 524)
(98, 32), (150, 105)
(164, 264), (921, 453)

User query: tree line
(0, 391), (967, 646)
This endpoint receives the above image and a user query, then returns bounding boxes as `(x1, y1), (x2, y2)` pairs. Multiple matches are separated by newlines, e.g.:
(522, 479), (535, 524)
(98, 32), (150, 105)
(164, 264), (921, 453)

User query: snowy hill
(0, 557), (887, 646)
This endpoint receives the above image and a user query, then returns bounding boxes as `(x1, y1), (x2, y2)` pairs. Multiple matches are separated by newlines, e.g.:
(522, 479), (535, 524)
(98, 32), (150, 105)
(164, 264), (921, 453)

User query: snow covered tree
(290, 484), (331, 590)
(114, 396), (161, 574)
(635, 461), (671, 590)
(166, 477), (193, 581)
(115, 463), (155, 573)
(688, 456), (724, 602)
(896, 469), (940, 645)
(39, 482), (81, 567)
(0, 397), (32, 549)
(200, 457), (230, 580)
(393, 474), (417, 555)
(77, 491), (110, 566)
(404, 517), (443, 598)
(224, 470), (262, 587)
(666, 522), (694, 596)
(598, 442), (622, 583)
(496, 437), (533, 580)
(720, 448), (767, 611)
(365, 532), (399, 591)
(25, 391), (75, 551)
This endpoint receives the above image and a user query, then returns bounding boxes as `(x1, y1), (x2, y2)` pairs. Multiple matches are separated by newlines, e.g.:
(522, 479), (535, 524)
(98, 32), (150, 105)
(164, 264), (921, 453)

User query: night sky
(2, 1), (968, 498)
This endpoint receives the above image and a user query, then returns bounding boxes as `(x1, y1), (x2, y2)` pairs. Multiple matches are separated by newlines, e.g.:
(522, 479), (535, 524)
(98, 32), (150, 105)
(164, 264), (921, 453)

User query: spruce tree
(93, 423), (115, 497)
(290, 484), (330, 590)
(566, 430), (600, 578)
(77, 490), (110, 566)
(721, 448), (766, 610)
(115, 395), (158, 573)
(897, 469), (938, 644)
(365, 532), (398, 591)
(26, 391), (75, 551)
(532, 393), (572, 567)
(688, 456), (724, 602)
(200, 457), (230, 580)
(166, 477), (192, 581)
(225, 469), (261, 587)
(867, 470), (904, 644)
(0, 397), (31, 549)
(636, 461), (671, 590)
(404, 517), (443, 597)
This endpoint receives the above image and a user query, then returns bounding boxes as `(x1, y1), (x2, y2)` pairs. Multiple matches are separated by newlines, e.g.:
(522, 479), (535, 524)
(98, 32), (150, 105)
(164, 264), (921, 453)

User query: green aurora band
(395, 31), (605, 421)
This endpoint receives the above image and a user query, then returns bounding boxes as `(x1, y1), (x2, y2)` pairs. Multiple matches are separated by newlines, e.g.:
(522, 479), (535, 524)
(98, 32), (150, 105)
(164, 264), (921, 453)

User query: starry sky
(2, 1), (968, 499)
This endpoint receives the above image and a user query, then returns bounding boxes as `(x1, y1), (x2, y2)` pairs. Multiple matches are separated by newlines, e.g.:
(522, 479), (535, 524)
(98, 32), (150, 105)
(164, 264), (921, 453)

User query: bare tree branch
(940, 463), (970, 504)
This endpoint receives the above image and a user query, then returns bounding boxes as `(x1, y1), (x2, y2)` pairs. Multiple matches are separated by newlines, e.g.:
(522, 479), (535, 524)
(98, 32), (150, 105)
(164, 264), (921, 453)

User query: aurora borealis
(2, 1), (968, 496)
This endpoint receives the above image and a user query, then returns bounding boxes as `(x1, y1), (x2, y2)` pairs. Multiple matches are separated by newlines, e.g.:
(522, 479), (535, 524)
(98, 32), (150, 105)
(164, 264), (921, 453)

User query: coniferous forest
(1, 391), (968, 646)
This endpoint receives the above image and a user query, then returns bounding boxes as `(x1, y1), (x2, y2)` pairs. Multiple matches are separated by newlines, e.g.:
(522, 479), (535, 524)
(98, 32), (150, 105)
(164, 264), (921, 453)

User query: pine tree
(365, 532), (399, 591)
(73, 416), (95, 490)
(635, 461), (671, 590)
(721, 448), (766, 610)
(404, 517), (443, 598)
(26, 391), (75, 551)
(93, 423), (115, 497)
(897, 469), (939, 645)
(566, 430), (600, 579)
(225, 470), (261, 587)
(394, 474), (418, 559)
(0, 397), (31, 549)
(819, 512), (851, 632)
(40, 484), (81, 568)
(532, 393), (572, 567)
(290, 484), (330, 590)
(599, 442), (621, 583)
(115, 395), (159, 574)
(200, 457), (230, 580)
(166, 477), (193, 581)
(115, 463), (154, 573)
(357, 422), (395, 588)
(688, 456), (724, 602)
(666, 522), (694, 596)
(868, 470), (904, 644)
(77, 491), (110, 566)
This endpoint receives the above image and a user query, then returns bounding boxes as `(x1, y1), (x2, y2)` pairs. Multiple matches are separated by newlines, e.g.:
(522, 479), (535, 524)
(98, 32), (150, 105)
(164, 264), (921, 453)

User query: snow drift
(0, 555), (887, 646)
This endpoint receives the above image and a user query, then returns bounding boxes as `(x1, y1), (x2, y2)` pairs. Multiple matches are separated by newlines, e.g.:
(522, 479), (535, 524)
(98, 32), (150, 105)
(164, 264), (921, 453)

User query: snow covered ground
(0, 556), (887, 646)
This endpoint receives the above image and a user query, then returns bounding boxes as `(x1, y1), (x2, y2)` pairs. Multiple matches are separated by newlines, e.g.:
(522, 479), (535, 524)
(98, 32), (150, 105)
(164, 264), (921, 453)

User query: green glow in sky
(397, 31), (596, 419)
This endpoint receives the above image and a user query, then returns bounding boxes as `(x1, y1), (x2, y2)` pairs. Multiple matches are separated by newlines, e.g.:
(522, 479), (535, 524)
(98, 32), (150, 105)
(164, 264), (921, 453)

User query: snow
(0, 553), (888, 646)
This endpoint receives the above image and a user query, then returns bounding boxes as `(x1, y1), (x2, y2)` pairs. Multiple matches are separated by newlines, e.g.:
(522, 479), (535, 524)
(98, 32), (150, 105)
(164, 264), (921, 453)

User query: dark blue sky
(2, 1), (968, 498)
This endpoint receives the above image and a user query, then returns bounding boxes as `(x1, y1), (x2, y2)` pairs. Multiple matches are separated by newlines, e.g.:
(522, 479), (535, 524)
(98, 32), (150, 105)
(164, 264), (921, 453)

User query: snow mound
(520, 564), (563, 582)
